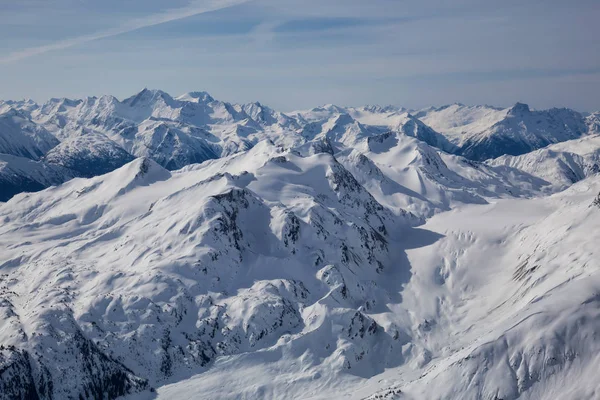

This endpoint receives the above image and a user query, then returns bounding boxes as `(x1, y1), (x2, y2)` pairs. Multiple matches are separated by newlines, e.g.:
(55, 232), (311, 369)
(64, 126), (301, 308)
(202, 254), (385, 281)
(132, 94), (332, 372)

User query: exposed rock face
(43, 132), (135, 177)
(0, 348), (40, 400)
(592, 192), (600, 208)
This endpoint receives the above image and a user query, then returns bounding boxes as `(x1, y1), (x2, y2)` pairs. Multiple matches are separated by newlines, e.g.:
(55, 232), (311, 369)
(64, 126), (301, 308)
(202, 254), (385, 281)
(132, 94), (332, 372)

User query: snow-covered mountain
(338, 131), (548, 218)
(1, 90), (600, 400)
(0, 90), (298, 200)
(586, 112), (600, 134)
(43, 131), (135, 178)
(0, 108), (59, 160)
(415, 103), (509, 143)
(0, 153), (74, 201)
(488, 134), (600, 191)
(417, 103), (590, 160)
(0, 143), (420, 398)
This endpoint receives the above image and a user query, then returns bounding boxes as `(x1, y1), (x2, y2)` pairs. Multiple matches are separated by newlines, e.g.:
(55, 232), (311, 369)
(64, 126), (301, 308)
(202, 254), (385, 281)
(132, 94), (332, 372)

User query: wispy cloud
(0, 0), (598, 111)
(0, 0), (249, 64)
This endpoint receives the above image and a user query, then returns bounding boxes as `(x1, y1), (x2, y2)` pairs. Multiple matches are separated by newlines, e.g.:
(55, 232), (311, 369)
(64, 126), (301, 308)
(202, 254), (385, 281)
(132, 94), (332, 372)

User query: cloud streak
(0, 0), (248, 64)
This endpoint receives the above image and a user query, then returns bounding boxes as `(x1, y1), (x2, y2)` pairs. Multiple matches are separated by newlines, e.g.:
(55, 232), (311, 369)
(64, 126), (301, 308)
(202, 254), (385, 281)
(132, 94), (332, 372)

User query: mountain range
(1, 91), (599, 400)
(1, 90), (599, 202)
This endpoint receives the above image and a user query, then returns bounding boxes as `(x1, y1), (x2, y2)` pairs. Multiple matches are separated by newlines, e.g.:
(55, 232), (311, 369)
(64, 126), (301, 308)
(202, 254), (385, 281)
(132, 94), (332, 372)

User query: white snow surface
(417, 103), (508, 143)
(0, 91), (600, 400)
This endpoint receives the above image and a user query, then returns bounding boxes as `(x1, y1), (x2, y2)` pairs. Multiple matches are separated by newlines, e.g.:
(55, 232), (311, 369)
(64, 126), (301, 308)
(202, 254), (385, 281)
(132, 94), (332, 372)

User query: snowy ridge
(416, 103), (508, 143)
(338, 131), (549, 218)
(155, 164), (600, 400)
(488, 135), (600, 190)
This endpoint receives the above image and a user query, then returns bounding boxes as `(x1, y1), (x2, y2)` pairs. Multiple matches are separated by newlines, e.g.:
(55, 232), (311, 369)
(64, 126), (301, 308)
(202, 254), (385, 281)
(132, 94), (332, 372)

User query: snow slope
(369, 176), (600, 400)
(416, 103), (508, 143)
(489, 135), (600, 190)
(155, 173), (600, 400)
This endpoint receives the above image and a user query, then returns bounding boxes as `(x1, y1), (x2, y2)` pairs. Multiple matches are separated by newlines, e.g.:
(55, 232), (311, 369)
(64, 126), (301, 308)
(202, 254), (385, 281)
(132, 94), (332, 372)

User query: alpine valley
(1, 90), (599, 400)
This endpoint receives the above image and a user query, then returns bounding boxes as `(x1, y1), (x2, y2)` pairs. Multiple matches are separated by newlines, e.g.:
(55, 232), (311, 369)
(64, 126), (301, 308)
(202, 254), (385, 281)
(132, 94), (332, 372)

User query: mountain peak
(40, 97), (82, 114)
(123, 88), (173, 107)
(333, 112), (356, 125)
(508, 102), (531, 115)
(177, 91), (215, 103)
(362, 104), (404, 114)
(314, 104), (347, 114)
(113, 157), (171, 196)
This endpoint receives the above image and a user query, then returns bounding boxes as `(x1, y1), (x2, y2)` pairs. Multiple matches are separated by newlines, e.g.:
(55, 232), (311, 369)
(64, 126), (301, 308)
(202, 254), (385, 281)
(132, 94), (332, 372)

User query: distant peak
(243, 101), (268, 112)
(509, 102), (530, 115)
(313, 104), (346, 113)
(177, 91), (215, 103)
(333, 113), (355, 125)
(45, 97), (82, 107)
(362, 104), (402, 113)
(0, 106), (26, 118)
(115, 157), (171, 196)
(123, 88), (172, 107)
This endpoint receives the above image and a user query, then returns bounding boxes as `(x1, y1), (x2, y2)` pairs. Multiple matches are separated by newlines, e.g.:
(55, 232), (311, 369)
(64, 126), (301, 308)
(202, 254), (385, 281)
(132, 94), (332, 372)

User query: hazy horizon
(1, 0), (598, 111)
(2, 88), (596, 115)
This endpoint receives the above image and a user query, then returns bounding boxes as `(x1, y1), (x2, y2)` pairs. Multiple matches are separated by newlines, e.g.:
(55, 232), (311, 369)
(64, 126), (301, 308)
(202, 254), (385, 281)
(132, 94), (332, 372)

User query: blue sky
(0, 0), (598, 111)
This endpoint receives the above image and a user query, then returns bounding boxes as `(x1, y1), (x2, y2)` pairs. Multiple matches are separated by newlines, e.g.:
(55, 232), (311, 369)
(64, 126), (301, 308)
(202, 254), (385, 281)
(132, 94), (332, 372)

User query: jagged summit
(176, 91), (215, 103)
(507, 101), (531, 115)
(361, 104), (404, 114)
(122, 88), (174, 106)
